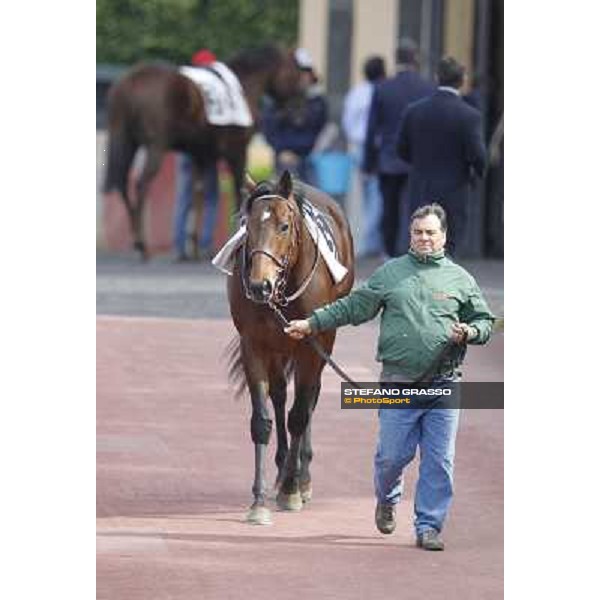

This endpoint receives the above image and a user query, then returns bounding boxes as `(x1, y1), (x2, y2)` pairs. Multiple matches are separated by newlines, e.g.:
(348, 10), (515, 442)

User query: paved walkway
(97, 253), (504, 320)
(97, 307), (503, 599)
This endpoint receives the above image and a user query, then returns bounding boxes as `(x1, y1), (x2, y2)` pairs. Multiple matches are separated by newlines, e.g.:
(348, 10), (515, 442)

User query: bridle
(241, 194), (320, 307)
(238, 192), (361, 386)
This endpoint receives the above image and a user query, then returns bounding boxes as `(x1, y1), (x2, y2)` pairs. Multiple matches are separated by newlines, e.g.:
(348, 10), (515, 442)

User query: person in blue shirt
(342, 56), (387, 259)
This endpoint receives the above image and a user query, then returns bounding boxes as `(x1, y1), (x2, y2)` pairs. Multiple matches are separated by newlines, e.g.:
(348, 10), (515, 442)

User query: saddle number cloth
(179, 63), (253, 127)
(212, 200), (349, 284)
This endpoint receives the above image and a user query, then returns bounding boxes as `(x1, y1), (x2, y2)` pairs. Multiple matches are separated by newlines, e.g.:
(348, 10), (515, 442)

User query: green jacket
(308, 250), (495, 380)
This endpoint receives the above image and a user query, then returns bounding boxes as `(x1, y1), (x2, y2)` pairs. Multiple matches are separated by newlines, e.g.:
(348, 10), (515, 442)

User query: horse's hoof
(300, 482), (312, 504)
(276, 491), (303, 512)
(267, 481), (281, 501)
(133, 242), (148, 262)
(245, 505), (272, 526)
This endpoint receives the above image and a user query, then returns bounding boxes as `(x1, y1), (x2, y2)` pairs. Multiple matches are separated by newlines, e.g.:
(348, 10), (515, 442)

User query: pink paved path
(97, 317), (503, 599)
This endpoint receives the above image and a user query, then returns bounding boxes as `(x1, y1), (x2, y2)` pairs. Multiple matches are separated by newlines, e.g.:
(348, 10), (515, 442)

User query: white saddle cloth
(212, 216), (349, 284)
(179, 63), (253, 127)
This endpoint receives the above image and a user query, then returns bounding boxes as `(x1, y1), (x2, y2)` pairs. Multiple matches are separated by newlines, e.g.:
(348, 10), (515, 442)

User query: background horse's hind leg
(133, 146), (164, 260)
(228, 151), (247, 213)
(190, 163), (203, 261)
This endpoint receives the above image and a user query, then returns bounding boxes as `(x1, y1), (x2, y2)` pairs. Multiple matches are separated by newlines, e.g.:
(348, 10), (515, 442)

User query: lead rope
(267, 300), (361, 388)
(269, 298), (467, 387)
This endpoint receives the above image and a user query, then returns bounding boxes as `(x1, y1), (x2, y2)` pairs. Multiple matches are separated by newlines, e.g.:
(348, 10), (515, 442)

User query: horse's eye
(279, 223), (289, 234)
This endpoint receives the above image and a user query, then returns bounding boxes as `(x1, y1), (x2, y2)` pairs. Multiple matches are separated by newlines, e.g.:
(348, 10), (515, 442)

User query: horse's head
(267, 48), (304, 103)
(227, 46), (302, 104)
(243, 171), (302, 304)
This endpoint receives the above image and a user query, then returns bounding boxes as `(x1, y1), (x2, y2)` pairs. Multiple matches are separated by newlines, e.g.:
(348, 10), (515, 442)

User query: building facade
(299, 0), (503, 257)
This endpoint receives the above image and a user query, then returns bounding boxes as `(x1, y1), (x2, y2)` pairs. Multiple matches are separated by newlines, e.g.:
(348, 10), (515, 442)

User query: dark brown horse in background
(228, 171), (355, 525)
(103, 45), (302, 259)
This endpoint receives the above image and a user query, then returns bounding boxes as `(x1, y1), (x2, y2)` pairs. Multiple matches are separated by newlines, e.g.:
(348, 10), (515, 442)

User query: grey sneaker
(416, 529), (445, 551)
(375, 503), (396, 534)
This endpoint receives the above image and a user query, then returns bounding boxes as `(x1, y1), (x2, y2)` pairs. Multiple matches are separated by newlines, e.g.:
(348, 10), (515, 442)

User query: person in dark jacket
(363, 38), (435, 258)
(397, 57), (487, 256)
(261, 48), (328, 185)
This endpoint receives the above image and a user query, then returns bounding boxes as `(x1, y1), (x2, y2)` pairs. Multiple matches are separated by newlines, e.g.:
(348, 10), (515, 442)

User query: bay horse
(227, 170), (355, 525)
(102, 45), (302, 259)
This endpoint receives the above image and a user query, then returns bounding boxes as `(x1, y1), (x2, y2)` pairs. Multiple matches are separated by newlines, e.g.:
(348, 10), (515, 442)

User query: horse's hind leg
(277, 384), (317, 511)
(277, 353), (323, 511)
(269, 372), (288, 493)
(133, 146), (164, 260)
(299, 382), (320, 503)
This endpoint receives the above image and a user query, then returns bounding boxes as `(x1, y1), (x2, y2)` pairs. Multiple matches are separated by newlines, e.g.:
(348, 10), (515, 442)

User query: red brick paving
(97, 316), (503, 600)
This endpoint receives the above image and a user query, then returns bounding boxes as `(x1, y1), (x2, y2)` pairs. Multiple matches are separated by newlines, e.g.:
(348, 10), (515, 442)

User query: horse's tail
(102, 85), (136, 196)
(226, 336), (247, 399)
(102, 127), (136, 196)
(225, 335), (294, 400)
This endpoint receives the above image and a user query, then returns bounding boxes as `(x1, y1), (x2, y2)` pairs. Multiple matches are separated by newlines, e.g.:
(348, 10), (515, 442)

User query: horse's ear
(243, 172), (257, 195)
(277, 170), (294, 199)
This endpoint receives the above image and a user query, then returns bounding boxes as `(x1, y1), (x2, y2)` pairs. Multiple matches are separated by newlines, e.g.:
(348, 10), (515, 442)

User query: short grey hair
(410, 203), (447, 232)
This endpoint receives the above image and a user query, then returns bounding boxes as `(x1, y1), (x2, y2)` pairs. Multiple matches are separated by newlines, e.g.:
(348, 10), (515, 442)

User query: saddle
(179, 63), (253, 127)
(212, 201), (348, 283)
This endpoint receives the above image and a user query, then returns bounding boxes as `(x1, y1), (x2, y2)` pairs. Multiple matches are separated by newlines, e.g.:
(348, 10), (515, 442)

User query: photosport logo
(340, 382), (504, 409)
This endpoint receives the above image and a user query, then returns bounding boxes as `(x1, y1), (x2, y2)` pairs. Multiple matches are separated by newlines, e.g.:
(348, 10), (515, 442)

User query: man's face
(410, 214), (446, 255)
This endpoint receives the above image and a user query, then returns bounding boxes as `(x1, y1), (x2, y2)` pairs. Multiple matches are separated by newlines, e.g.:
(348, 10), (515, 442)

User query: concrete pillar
(443, 0), (475, 77)
(298, 0), (329, 85)
(342, 0), (397, 254)
(351, 0), (397, 86)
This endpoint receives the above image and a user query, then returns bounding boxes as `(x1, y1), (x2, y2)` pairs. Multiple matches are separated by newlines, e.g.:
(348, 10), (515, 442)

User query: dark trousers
(378, 173), (410, 257)
(408, 178), (471, 258)
(435, 196), (468, 258)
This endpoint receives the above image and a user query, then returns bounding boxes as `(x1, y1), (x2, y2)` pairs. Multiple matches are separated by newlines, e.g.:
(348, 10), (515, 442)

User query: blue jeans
(349, 145), (383, 257)
(374, 378), (460, 535)
(359, 171), (383, 257)
(172, 154), (219, 256)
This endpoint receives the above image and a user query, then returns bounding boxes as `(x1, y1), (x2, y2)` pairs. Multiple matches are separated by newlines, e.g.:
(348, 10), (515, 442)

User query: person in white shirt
(342, 56), (387, 259)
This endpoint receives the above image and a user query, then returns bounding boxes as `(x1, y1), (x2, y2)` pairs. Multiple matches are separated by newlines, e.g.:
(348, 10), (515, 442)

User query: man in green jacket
(285, 203), (494, 550)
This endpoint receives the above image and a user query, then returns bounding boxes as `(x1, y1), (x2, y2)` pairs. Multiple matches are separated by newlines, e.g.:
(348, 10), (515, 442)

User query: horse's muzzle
(248, 279), (273, 303)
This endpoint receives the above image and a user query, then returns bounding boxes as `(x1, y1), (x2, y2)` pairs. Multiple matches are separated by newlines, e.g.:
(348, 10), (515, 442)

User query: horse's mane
(244, 179), (306, 213)
(227, 45), (283, 75)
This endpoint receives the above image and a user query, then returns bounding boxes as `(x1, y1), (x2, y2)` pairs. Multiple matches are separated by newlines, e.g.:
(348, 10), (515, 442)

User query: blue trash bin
(309, 152), (352, 196)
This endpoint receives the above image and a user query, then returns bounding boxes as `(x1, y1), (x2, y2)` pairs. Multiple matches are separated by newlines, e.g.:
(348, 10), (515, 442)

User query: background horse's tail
(225, 336), (293, 399)
(102, 79), (137, 196)
(103, 125), (136, 196)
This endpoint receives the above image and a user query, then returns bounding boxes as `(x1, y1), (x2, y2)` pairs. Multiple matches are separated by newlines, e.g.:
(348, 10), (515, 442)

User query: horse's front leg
(246, 379), (273, 525)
